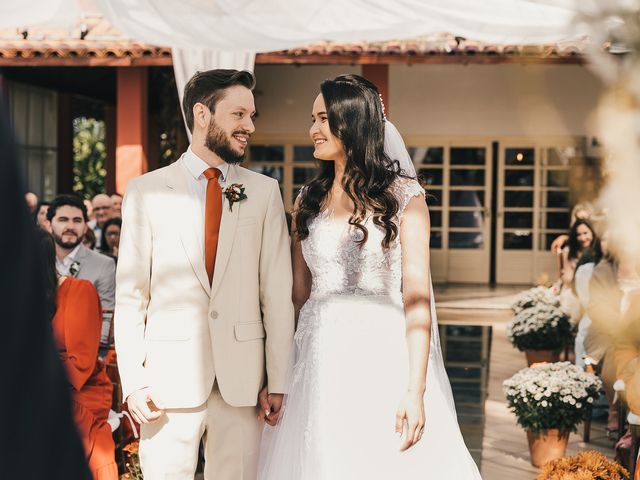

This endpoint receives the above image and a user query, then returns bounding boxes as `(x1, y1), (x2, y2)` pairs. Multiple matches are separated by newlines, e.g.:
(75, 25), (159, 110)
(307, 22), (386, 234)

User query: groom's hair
(183, 69), (256, 132)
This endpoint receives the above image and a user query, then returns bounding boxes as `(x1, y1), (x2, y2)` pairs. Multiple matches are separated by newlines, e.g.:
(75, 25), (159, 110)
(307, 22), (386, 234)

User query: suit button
(210, 311), (218, 320)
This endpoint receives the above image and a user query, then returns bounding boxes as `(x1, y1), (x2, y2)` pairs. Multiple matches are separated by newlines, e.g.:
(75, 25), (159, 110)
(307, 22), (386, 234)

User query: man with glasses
(88, 193), (113, 250)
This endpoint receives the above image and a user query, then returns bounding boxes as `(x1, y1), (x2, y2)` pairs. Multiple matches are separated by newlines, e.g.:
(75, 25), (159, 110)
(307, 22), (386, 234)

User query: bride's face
(309, 94), (344, 162)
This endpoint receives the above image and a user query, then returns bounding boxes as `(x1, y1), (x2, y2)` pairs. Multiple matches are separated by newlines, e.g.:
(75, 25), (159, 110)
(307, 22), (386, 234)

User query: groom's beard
(205, 121), (248, 165)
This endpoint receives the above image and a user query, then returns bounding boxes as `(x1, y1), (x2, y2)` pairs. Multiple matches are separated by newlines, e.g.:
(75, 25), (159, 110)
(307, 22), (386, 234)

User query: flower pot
(526, 429), (570, 467)
(524, 349), (560, 366)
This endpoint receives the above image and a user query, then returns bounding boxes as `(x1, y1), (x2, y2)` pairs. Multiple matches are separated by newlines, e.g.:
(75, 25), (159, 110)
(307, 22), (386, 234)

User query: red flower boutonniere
(224, 183), (247, 211)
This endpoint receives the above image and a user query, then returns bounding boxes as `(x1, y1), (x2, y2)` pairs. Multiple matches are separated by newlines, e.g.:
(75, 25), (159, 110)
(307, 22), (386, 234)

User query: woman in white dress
(258, 74), (481, 479)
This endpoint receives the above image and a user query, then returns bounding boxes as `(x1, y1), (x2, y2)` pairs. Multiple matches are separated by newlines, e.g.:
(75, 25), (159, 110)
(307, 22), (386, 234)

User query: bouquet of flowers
(511, 286), (561, 314)
(537, 450), (629, 480)
(503, 362), (602, 434)
(121, 441), (143, 480)
(507, 303), (573, 352)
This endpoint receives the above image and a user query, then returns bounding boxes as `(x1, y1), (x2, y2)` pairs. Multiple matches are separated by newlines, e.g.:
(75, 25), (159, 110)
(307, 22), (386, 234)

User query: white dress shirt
(56, 243), (82, 276)
(182, 146), (229, 256)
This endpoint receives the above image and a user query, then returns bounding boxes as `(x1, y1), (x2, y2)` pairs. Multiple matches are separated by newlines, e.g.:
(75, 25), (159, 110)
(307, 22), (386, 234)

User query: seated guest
(37, 230), (118, 479)
(47, 195), (116, 353)
(25, 191), (38, 213)
(83, 228), (97, 251)
(110, 193), (123, 218)
(88, 194), (113, 250)
(84, 199), (95, 223)
(99, 217), (121, 261)
(35, 200), (51, 230)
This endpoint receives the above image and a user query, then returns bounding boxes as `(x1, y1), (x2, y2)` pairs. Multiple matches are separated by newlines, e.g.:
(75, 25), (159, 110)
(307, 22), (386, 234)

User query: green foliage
(72, 117), (106, 199)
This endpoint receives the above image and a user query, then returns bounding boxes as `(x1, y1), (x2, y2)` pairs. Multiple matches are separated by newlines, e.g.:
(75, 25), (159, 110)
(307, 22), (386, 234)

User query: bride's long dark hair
(295, 74), (410, 248)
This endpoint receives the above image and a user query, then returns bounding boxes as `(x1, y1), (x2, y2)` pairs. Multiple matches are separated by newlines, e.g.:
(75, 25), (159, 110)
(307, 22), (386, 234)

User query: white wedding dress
(258, 177), (482, 479)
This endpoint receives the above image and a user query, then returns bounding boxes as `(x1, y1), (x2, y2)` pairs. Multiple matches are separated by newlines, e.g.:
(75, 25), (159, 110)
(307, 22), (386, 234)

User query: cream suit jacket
(115, 157), (294, 409)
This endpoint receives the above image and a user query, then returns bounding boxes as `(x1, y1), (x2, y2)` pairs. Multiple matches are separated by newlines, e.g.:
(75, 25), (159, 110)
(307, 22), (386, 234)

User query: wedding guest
(110, 193), (123, 218)
(83, 228), (97, 250)
(561, 219), (596, 287)
(47, 194), (116, 310)
(35, 200), (51, 229)
(0, 108), (90, 480)
(550, 202), (595, 256)
(99, 217), (122, 261)
(25, 191), (38, 213)
(37, 229), (118, 479)
(84, 198), (95, 222)
(89, 194), (113, 250)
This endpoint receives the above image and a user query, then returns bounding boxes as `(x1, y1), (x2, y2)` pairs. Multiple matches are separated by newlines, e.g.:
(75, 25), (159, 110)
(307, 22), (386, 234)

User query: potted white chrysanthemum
(511, 286), (561, 314)
(503, 362), (602, 467)
(507, 303), (573, 365)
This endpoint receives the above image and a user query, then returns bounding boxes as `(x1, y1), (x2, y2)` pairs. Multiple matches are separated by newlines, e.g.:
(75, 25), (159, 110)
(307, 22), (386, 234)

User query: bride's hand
(395, 390), (426, 452)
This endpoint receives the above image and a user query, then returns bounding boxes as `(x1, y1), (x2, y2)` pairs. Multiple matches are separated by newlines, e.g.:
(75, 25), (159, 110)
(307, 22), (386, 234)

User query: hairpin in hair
(379, 93), (387, 121)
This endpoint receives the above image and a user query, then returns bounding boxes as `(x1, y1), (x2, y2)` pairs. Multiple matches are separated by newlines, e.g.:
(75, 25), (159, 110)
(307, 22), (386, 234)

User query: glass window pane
(504, 190), (533, 207)
(430, 210), (442, 228)
(409, 146), (443, 165)
(426, 189), (442, 207)
(450, 169), (485, 186)
(542, 212), (570, 230)
(505, 147), (534, 166)
(451, 147), (486, 166)
(418, 168), (443, 186)
(43, 149), (57, 200)
(543, 190), (569, 209)
(503, 232), (532, 250)
(250, 145), (284, 162)
(450, 190), (484, 207)
(293, 167), (317, 184)
(546, 170), (569, 187)
(505, 169), (533, 187)
(249, 166), (283, 183)
(27, 149), (43, 196)
(28, 92), (44, 146)
(540, 233), (563, 250)
(293, 145), (315, 162)
(504, 212), (532, 228)
(449, 232), (484, 249)
(43, 93), (57, 148)
(11, 86), (28, 145)
(449, 211), (484, 228)
(430, 231), (442, 249)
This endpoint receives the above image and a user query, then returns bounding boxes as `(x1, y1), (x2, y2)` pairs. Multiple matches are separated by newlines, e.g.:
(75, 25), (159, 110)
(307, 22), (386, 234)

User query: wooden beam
(56, 92), (73, 194)
(0, 53), (585, 67)
(116, 67), (148, 194)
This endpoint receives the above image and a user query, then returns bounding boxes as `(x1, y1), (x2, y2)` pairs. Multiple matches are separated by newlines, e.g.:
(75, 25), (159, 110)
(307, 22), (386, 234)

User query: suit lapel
(166, 156), (211, 297)
(211, 164), (240, 298)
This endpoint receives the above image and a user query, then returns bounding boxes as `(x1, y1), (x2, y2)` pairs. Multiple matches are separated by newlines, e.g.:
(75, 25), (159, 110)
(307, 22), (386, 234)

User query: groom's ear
(193, 102), (210, 131)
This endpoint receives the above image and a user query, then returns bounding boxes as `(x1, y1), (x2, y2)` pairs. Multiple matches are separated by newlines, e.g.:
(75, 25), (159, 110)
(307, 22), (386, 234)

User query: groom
(115, 69), (294, 479)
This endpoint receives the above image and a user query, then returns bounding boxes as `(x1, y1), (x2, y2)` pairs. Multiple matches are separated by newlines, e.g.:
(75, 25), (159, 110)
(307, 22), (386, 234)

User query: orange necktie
(203, 168), (222, 285)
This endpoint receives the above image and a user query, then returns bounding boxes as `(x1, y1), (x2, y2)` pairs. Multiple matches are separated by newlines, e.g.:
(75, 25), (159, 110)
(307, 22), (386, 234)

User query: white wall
(391, 64), (603, 137)
(253, 63), (604, 138)
(253, 65), (360, 137)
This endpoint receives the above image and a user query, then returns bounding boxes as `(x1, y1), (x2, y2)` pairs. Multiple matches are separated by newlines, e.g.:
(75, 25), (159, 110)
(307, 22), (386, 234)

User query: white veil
(383, 120), (460, 418)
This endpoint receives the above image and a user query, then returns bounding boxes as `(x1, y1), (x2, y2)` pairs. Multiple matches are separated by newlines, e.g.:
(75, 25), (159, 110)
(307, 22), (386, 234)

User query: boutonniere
(224, 183), (247, 211)
(69, 260), (81, 278)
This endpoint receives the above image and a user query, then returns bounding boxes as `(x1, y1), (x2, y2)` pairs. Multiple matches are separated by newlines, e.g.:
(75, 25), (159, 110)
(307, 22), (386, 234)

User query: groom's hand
(258, 387), (284, 426)
(127, 387), (164, 424)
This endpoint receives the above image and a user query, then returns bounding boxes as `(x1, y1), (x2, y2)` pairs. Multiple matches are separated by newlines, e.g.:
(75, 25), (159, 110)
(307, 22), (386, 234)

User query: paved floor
(435, 284), (616, 480)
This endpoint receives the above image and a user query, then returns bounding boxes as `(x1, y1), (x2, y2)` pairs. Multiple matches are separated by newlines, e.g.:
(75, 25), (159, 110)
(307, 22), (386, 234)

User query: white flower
(576, 403), (582, 408)
(587, 397), (594, 403)
(541, 400), (548, 407)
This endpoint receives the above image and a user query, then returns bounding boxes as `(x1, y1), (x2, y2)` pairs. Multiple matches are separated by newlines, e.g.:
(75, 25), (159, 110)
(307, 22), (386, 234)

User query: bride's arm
(396, 193), (432, 451)
(291, 201), (312, 325)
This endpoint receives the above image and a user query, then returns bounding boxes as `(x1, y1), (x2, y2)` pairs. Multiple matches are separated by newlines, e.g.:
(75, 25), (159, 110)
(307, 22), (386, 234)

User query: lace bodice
(301, 178), (424, 303)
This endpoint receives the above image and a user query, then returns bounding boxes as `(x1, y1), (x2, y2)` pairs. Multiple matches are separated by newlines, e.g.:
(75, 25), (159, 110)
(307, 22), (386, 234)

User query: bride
(258, 74), (482, 479)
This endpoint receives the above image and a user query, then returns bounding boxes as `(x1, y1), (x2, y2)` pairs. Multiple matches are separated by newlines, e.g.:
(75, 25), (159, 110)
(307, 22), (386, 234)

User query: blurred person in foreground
(0, 108), (90, 478)
(38, 229), (118, 479)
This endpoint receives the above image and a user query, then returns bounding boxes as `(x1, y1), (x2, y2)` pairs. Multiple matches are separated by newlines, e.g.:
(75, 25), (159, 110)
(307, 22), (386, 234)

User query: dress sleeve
(395, 177), (426, 215)
(61, 279), (102, 391)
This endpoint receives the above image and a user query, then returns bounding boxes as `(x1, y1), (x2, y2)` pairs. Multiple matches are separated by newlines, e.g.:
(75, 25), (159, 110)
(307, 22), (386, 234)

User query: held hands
(127, 387), (164, 424)
(395, 390), (426, 452)
(258, 387), (284, 426)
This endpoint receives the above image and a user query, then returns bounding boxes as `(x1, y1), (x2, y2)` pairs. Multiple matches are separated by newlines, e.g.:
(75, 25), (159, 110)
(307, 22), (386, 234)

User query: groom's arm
(259, 179), (295, 394)
(115, 179), (152, 402)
